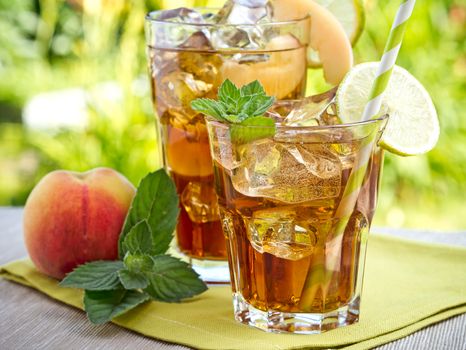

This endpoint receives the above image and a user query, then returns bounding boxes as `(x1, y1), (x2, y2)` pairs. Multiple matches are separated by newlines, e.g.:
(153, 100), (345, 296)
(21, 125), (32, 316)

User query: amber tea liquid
(148, 44), (307, 260)
(207, 116), (385, 331)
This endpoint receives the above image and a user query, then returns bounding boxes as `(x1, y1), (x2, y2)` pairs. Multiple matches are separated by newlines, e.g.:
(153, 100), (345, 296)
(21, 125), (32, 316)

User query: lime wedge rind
(336, 62), (440, 156)
(307, 0), (365, 68)
(315, 0), (366, 45)
(350, 0), (365, 44)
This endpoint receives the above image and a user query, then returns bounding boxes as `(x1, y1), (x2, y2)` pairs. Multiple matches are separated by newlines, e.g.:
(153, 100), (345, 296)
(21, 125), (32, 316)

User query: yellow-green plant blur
(0, 0), (464, 230)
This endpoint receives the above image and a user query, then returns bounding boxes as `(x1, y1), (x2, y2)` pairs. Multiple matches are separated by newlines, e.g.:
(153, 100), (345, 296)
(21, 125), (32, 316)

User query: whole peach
(23, 168), (136, 279)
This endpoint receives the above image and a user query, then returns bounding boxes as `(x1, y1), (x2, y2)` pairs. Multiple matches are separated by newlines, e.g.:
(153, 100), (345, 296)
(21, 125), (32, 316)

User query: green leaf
(118, 269), (148, 290)
(248, 95), (275, 117)
(230, 116), (276, 143)
(240, 80), (265, 96)
(192, 80), (276, 141)
(236, 112), (249, 122)
(236, 95), (254, 116)
(84, 289), (150, 325)
(192, 80), (276, 130)
(122, 219), (153, 255)
(60, 261), (124, 291)
(222, 113), (241, 123)
(190, 98), (227, 121)
(218, 79), (240, 104)
(241, 115), (276, 127)
(143, 255), (207, 302)
(124, 253), (154, 273)
(119, 169), (179, 258)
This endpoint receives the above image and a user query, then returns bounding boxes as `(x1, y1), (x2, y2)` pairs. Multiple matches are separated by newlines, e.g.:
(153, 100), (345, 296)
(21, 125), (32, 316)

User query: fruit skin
(273, 0), (353, 85)
(23, 168), (136, 279)
(220, 35), (306, 99)
(314, 0), (366, 45)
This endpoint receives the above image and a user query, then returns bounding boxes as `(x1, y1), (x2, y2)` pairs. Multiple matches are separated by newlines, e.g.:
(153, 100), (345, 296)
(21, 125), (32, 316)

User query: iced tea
(146, 9), (310, 262)
(207, 115), (386, 332)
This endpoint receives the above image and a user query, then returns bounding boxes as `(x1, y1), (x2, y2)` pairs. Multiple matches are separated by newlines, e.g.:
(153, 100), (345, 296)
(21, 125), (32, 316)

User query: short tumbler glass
(145, 9), (310, 282)
(206, 116), (387, 333)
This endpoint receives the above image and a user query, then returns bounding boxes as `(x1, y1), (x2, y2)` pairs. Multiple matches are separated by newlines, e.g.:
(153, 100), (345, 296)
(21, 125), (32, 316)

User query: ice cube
(283, 88), (337, 126)
(216, 0), (273, 25)
(149, 49), (178, 83)
(160, 108), (204, 132)
(246, 207), (318, 260)
(178, 32), (223, 85)
(318, 102), (341, 126)
(158, 7), (205, 24)
(212, 27), (264, 50)
(211, 0), (274, 49)
(181, 181), (219, 223)
(159, 71), (212, 109)
(208, 124), (242, 171)
(266, 100), (300, 121)
(232, 139), (342, 203)
(179, 31), (212, 50)
(152, 8), (207, 47)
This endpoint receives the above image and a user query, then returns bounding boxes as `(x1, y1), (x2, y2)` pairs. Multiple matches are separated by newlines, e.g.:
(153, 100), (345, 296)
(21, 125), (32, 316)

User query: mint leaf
(220, 112), (241, 123)
(60, 261), (124, 290)
(230, 116), (276, 143)
(118, 270), (148, 290)
(59, 167), (209, 326)
(122, 220), (153, 255)
(124, 253), (154, 273)
(84, 289), (149, 324)
(190, 98), (227, 121)
(191, 79), (276, 141)
(236, 95), (254, 117)
(218, 79), (240, 104)
(119, 169), (179, 258)
(143, 255), (207, 302)
(245, 95), (275, 117)
(240, 80), (265, 96)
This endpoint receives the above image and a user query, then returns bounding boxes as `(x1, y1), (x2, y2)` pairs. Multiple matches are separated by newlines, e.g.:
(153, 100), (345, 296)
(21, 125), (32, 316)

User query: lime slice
(314, 0), (365, 45)
(336, 62), (440, 156)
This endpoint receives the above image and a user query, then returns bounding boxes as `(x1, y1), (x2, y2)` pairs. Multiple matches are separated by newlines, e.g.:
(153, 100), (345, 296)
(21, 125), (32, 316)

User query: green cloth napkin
(1, 234), (466, 350)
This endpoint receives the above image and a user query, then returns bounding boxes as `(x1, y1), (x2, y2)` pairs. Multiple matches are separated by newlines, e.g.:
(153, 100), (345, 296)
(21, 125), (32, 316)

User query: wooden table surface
(1, 207), (465, 350)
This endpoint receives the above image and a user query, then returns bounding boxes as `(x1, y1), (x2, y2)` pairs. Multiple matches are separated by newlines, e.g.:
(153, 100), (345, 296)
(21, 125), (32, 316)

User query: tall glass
(207, 115), (387, 333)
(145, 9), (310, 281)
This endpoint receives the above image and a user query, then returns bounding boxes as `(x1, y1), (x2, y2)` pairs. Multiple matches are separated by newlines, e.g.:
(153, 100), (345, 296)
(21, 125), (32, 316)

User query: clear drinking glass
(206, 114), (387, 333)
(145, 9), (310, 282)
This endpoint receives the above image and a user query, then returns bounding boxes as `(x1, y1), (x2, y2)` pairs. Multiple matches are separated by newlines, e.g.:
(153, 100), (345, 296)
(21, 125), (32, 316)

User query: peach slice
(219, 34), (306, 99)
(273, 0), (353, 85)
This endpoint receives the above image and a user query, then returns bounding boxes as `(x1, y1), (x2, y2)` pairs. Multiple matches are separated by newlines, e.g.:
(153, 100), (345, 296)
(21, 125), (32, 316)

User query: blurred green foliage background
(0, 0), (465, 230)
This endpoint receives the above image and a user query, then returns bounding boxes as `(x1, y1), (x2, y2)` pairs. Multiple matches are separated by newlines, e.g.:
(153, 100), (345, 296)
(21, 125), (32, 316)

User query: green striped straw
(300, 0), (417, 310)
(362, 0), (417, 121)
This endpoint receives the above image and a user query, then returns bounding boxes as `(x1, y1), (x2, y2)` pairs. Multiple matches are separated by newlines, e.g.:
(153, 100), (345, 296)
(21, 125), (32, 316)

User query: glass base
(233, 293), (360, 334)
(168, 243), (230, 284)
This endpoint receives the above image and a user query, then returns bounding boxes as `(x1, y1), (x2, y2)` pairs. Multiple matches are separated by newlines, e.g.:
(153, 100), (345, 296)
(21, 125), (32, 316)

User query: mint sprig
(144, 255), (208, 302)
(119, 168), (180, 257)
(83, 289), (150, 325)
(118, 269), (148, 290)
(121, 219), (153, 255)
(230, 116), (276, 143)
(60, 169), (207, 324)
(191, 79), (276, 142)
(60, 261), (124, 291)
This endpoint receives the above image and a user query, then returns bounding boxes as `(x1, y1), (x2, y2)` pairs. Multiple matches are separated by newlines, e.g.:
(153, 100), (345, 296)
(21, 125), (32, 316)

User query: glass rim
(206, 114), (389, 131)
(145, 7), (310, 28)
